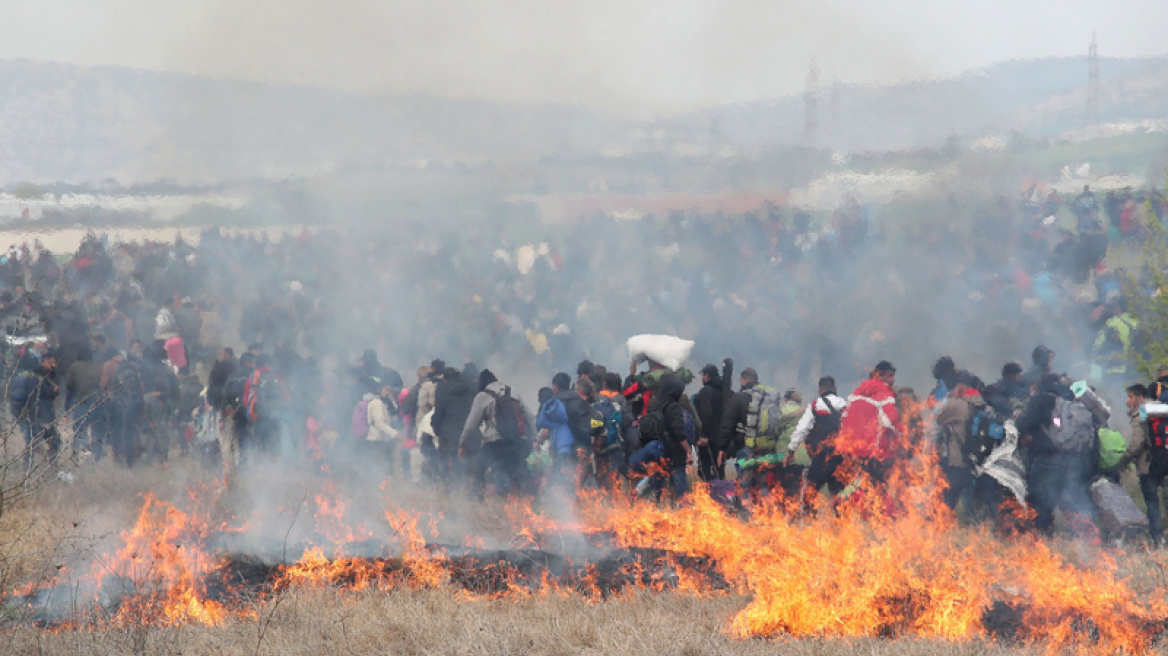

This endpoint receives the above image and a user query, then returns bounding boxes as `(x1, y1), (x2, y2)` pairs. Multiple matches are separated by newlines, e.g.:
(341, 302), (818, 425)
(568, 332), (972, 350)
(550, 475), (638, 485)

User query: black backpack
(638, 401), (680, 446)
(638, 407), (666, 446)
(487, 385), (526, 442)
(562, 395), (592, 447)
(805, 395), (842, 450)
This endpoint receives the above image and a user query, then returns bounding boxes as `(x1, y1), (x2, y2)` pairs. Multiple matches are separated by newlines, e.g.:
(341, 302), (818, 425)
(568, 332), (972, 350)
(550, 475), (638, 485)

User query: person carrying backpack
(462, 369), (533, 498)
(536, 381), (576, 488)
(599, 372), (635, 475)
(623, 358), (694, 418)
(1118, 384), (1166, 542)
(836, 361), (901, 484)
(10, 353), (59, 472)
(786, 376), (848, 501)
(717, 367), (762, 468)
(243, 353), (290, 458)
(932, 376), (993, 514)
(717, 367), (788, 496)
(219, 352), (255, 472)
(1016, 373), (1105, 537)
(628, 375), (693, 500)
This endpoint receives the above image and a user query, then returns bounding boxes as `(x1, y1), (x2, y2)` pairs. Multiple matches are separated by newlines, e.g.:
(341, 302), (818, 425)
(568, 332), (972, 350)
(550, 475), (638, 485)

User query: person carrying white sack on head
(623, 334), (695, 418)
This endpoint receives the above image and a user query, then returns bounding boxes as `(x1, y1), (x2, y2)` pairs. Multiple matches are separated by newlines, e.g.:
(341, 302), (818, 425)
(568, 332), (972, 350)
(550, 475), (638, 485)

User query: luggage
(707, 480), (739, 509)
(1090, 478), (1148, 539)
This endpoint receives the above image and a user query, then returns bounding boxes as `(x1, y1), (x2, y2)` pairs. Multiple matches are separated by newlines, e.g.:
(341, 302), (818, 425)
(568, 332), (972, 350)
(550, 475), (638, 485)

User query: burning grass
(4, 456), (1168, 655)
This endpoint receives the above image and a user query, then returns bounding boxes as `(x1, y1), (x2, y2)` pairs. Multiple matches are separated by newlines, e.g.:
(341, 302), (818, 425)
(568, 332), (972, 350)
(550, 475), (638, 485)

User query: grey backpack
(1049, 397), (1095, 453)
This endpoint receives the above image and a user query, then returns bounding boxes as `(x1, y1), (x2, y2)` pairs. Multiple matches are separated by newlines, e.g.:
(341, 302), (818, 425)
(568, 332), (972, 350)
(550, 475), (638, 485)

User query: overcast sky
(0, 0), (1164, 119)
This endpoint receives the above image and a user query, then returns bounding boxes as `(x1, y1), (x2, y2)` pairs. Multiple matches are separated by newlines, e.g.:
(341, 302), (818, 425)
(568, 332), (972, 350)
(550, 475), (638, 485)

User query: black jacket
(718, 382), (757, 455)
(207, 358), (236, 411)
(432, 378), (475, 442)
(692, 377), (724, 445)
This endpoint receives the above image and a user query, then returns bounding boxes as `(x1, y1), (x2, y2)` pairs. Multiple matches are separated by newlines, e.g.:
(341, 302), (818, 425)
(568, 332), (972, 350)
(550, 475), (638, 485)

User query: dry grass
(2, 457), (1167, 655)
(5, 589), (1055, 656)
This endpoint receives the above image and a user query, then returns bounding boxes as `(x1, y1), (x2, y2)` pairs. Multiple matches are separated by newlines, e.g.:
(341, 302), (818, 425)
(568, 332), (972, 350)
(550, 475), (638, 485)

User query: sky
(0, 0), (1165, 119)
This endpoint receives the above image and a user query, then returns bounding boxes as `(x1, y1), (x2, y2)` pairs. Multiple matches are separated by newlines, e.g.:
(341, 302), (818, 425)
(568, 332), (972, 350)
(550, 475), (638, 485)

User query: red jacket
(836, 378), (899, 460)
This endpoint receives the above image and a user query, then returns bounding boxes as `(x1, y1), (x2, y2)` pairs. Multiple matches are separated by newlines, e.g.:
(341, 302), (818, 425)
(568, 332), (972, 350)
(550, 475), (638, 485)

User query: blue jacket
(537, 398), (575, 455)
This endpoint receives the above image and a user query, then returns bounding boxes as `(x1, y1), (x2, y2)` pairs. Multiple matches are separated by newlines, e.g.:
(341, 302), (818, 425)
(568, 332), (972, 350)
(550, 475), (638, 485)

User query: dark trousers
(696, 441), (722, 481)
(70, 398), (105, 461)
(1140, 471), (1168, 540)
(804, 447), (845, 495)
(432, 434), (459, 486)
(471, 440), (528, 499)
(942, 465), (976, 511)
(1028, 451), (1097, 536)
(109, 410), (139, 467)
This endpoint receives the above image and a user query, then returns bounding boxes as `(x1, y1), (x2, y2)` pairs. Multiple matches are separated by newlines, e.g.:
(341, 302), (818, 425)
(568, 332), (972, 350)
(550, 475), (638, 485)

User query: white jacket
(787, 393), (848, 453)
(365, 393), (399, 442)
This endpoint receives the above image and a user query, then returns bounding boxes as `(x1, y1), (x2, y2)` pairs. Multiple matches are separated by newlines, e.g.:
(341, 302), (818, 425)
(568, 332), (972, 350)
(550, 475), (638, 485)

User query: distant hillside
(0, 56), (1163, 187)
(658, 56), (1168, 153)
(0, 60), (630, 186)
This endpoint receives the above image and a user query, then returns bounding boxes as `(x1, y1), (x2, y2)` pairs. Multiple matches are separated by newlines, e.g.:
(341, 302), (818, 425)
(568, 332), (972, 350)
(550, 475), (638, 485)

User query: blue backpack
(593, 399), (623, 450)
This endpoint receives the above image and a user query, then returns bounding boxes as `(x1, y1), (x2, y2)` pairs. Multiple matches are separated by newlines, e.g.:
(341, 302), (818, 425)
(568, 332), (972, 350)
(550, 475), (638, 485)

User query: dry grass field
(1, 455), (1167, 656)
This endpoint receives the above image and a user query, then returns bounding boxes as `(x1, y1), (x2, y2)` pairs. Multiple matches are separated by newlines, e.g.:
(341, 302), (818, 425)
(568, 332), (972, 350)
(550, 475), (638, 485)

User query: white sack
(626, 334), (695, 371)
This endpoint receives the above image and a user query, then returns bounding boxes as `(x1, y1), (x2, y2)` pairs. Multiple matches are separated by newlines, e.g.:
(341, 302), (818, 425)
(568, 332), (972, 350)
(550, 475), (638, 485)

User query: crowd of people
(1, 179), (1166, 539)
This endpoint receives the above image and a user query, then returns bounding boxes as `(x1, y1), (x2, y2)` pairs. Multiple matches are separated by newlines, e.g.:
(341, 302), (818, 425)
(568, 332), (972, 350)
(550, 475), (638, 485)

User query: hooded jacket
(537, 396), (575, 455)
(461, 381), (533, 448)
(432, 378), (475, 443)
(365, 393), (399, 442)
(646, 375), (690, 467)
(837, 377), (900, 460)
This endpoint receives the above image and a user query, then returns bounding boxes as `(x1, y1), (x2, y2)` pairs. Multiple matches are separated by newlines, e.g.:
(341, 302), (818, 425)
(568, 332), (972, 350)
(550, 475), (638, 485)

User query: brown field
(2, 456), (1167, 656)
